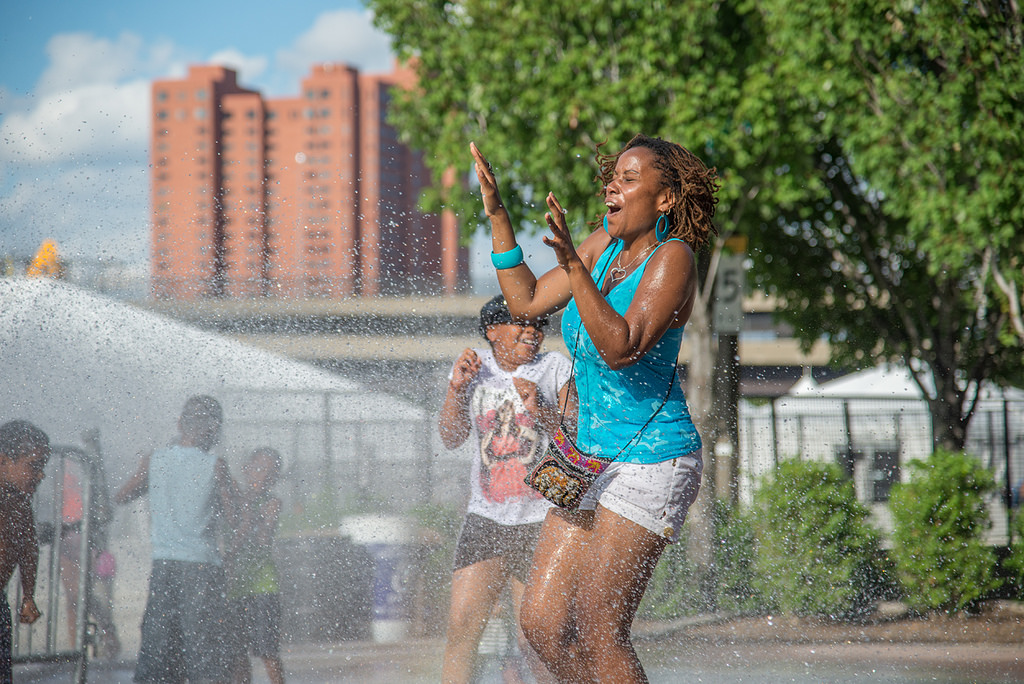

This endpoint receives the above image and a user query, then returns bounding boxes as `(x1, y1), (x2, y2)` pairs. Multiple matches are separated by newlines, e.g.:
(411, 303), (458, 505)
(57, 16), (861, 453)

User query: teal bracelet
(490, 244), (524, 270)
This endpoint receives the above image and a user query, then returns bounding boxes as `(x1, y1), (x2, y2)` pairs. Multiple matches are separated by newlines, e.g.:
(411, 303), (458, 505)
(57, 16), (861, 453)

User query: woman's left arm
(544, 195), (697, 370)
(576, 242), (696, 369)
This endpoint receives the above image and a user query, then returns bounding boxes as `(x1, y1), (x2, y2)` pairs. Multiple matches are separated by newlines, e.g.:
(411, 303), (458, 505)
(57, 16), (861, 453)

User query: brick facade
(151, 63), (467, 299)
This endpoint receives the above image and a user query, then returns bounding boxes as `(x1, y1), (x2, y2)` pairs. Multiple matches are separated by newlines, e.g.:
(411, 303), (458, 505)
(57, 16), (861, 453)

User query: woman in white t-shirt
(438, 295), (571, 684)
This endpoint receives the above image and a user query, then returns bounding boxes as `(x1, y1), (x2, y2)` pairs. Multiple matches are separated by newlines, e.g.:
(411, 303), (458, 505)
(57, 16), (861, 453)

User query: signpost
(712, 240), (746, 504)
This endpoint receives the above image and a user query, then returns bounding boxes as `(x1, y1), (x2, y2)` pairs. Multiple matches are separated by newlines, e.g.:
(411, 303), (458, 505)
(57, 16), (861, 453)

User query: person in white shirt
(438, 296), (570, 684)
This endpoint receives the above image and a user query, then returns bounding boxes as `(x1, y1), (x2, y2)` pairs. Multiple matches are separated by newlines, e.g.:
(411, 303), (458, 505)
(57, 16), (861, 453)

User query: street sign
(714, 253), (745, 333)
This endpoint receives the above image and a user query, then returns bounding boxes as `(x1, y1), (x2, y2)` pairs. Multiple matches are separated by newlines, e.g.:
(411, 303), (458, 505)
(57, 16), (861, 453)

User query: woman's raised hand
(470, 142), (506, 218)
(543, 192), (582, 273)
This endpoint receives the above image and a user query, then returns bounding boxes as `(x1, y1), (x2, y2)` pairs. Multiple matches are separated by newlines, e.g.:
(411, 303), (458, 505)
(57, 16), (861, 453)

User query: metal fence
(738, 396), (1024, 543)
(217, 388), (440, 523)
(10, 441), (115, 683)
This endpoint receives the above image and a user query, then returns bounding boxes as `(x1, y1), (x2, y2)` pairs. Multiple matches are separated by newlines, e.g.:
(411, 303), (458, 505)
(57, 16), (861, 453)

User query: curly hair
(0, 420), (49, 459)
(596, 134), (719, 249)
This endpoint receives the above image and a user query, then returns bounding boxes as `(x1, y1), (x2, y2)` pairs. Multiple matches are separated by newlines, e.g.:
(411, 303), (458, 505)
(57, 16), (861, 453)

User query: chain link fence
(739, 396), (1024, 543)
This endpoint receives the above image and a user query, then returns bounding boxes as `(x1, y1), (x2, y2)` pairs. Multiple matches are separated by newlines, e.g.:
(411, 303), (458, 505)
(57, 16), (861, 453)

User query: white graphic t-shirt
(452, 347), (572, 526)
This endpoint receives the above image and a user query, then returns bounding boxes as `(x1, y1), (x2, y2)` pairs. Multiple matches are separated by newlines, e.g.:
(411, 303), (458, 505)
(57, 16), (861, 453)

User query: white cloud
(35, 32), (147, 97)
(0, 31), (173, 265)
(207, 48), (269, 85)
(0, 32), (173, 165)
(277, 8), (393, 79)
(0, 79), (150, 165)
(0, 162), (150, 263)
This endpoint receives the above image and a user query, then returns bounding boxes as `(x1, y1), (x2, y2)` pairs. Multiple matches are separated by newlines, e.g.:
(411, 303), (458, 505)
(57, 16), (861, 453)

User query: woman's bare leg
(442, 556), (508, 684)
(508, 578), (556, 683)
(520, 508), (595, 683)
(573, 504), (668, 683)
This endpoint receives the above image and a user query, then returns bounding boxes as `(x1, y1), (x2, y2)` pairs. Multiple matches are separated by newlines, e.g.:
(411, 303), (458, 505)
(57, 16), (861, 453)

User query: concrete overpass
(145, 294), (833, 407)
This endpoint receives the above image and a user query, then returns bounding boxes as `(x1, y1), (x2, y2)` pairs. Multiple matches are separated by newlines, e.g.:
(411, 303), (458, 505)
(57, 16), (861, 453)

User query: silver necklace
(608, 241), (657, 283)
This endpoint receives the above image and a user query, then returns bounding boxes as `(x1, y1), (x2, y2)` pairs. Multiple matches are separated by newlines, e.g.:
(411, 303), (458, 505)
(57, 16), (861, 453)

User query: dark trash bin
(275, 533), (372, 642)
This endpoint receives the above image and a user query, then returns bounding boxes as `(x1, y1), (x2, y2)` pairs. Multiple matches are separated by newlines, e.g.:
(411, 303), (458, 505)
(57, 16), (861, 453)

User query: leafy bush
(749, 458), (883, 618)
(711, 499), (763, 614)
(1000, 507), (1024, 599)
(638, 500), (763, 619)
(637, 530), (699, 620)
(888, 449), (1002, 613)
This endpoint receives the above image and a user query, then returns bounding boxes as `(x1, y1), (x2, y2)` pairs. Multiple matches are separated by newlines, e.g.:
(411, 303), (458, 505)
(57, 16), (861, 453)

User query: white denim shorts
(578, 450), (702, 543)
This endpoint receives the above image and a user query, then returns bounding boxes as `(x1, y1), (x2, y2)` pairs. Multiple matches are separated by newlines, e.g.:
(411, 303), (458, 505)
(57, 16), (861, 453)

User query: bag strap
(557, 239), (679, 462)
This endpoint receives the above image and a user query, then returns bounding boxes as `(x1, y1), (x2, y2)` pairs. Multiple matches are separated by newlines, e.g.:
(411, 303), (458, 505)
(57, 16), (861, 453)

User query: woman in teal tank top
(471, 134), (719, 684)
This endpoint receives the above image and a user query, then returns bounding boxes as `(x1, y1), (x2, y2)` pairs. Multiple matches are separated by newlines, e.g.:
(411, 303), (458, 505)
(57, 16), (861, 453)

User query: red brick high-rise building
(150, 63), (467, 299)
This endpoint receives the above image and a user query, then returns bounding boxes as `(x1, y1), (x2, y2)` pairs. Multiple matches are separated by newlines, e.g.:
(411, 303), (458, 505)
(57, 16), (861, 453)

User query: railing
(738, 396), (1024, 543)
(9, 445), (107, 684)
(217, 387), (439, 520)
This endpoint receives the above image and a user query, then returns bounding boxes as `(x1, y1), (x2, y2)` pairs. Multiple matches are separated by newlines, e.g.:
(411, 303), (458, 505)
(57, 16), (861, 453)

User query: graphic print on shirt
(472, 385), (543, 503)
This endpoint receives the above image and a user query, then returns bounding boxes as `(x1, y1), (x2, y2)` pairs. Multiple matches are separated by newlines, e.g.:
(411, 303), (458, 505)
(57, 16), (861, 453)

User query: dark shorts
(1, 594), (10, 684)
(229, 594), (282, 659)
(134, 560), (233, 683)
(452, 513), (543, 584)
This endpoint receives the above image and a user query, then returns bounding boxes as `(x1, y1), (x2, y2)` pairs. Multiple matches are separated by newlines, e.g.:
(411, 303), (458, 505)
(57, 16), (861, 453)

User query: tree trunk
(683, 294), (716, 607)
(928, 376), (969, 452)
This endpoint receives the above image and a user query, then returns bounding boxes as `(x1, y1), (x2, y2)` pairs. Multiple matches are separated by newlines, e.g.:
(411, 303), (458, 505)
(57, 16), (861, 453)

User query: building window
(156, 90), (168, 102)
(195, 107), (207, 120)
(155, 110), (168, 120)
(196, 88), (207, 100)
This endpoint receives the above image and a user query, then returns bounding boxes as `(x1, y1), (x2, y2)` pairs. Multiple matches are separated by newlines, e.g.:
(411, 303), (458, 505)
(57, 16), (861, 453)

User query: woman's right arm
(471, 143), (602, 320)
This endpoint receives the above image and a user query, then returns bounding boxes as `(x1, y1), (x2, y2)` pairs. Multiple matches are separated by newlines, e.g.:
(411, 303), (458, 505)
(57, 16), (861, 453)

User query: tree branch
(990, 248), (1024, 341)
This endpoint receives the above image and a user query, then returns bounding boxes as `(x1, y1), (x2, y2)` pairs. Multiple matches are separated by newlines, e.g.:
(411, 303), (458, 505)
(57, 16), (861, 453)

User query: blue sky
(0, 0), (554, 291)
(0, 0), (395, 267)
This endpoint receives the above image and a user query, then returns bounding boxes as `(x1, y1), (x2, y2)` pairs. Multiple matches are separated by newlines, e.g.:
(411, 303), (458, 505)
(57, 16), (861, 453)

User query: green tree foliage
(371, 1), (770, 240)
(750, 459), (883, 618)
(888, 449), (1002, 613)
(749, 0), (1024, 449)
(370, 0), (1024, 454)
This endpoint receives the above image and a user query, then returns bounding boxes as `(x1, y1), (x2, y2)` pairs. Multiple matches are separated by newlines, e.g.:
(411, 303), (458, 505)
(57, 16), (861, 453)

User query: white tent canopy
(0, 278), (425, 479)
(811, 364), (926, 398)
(794, 363), (1024, 401)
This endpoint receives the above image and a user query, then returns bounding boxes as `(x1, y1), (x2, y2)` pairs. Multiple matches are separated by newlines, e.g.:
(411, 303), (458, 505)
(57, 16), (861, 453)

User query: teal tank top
(561, 238), (702, 464)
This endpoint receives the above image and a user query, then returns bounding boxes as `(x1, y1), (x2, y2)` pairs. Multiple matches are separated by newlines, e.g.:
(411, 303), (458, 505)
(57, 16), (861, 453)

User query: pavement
(13, 607), (1024, 684)
(13, 634), (1024, 684)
